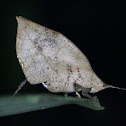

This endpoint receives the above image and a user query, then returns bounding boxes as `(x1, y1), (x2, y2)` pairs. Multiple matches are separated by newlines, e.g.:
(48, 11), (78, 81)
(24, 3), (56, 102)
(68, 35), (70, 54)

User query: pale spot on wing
(17, 58), (26, 71)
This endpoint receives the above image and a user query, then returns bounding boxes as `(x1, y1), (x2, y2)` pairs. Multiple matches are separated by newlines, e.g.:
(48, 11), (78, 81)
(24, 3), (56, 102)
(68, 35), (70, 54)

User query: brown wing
(16, 16), (92, 84)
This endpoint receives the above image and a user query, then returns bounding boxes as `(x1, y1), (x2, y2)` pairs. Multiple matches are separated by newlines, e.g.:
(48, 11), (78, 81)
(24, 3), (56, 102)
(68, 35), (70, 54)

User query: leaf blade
(0, 93), (104, 117)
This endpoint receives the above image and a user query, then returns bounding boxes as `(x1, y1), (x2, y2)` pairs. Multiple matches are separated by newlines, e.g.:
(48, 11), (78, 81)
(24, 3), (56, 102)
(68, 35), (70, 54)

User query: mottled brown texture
(16, 16), (125, 95)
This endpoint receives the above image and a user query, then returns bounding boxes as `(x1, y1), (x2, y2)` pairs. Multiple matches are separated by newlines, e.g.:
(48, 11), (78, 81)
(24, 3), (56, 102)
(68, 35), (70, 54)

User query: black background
(1, 0), (126, 126)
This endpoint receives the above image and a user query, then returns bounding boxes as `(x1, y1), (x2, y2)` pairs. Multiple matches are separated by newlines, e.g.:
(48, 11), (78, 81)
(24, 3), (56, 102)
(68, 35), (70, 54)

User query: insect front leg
(82, 88), (96, 104)
(73, 83), (82, 98)
(74, 83), (93, 99)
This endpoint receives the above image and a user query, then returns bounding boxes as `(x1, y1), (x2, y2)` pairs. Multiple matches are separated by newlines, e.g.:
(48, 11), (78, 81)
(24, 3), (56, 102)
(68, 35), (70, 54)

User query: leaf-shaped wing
(16, 16), (92, 85)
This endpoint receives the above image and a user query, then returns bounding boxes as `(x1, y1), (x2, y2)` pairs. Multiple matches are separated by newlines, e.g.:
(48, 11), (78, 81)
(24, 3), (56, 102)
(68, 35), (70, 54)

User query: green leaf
(0, 93), (104, 117)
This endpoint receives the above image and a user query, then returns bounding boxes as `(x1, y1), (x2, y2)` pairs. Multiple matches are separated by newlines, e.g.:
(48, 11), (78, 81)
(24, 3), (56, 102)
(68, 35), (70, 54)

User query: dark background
(1, 0), (126, 126)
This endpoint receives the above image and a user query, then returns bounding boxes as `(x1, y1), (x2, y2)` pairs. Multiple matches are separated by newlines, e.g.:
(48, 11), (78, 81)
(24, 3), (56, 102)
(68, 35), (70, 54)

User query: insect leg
(75, 92), (81, 98)
(82, 91), (96, 104)
(73, 83), (81, 98)
(13, 79), (27, 96)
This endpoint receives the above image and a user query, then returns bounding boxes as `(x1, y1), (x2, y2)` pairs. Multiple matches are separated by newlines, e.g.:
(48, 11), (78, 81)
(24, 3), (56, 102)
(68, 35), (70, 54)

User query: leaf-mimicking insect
(14, 16), (126, 99)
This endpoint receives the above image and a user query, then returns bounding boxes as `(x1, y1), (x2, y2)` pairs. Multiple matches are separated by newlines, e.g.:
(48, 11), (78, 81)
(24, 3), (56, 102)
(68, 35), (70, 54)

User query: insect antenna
(105, 84), (126, 91)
